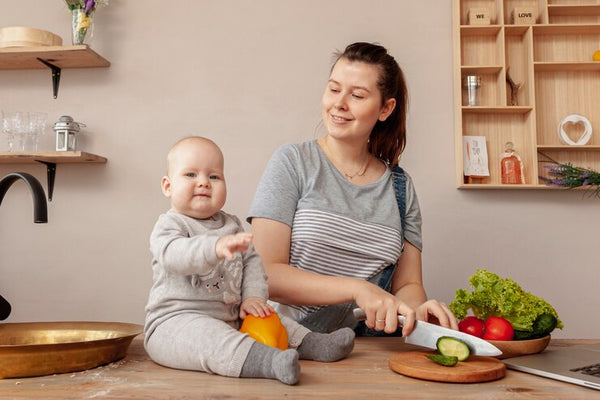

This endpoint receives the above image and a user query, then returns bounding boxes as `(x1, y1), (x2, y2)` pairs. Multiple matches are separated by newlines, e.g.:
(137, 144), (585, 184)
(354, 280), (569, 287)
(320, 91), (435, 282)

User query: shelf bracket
(35, 161), (57, 202)
(36, 58), (61, 99)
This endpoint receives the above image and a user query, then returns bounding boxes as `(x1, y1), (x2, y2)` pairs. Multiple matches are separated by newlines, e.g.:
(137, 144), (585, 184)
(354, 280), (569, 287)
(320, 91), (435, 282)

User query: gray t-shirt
(248, 140), (423, 320)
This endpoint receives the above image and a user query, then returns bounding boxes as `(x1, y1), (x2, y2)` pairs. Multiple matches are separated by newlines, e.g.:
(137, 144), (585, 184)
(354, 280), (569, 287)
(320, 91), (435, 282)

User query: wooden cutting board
(389, 351), (506, 383)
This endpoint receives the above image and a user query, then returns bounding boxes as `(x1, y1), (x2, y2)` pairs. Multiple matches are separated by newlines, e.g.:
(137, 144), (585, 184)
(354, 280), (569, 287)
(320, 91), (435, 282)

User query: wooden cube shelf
(453, 0), (600, 189)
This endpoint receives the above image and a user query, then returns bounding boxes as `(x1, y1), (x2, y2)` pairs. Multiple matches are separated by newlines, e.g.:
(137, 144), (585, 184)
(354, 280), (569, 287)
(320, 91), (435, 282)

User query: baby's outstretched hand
(216, 232), (253, 260)
(239, 297), (274, 319)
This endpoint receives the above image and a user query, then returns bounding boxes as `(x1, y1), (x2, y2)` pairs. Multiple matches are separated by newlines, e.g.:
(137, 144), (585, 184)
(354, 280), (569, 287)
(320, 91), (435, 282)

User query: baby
(144, 136), (355, 385)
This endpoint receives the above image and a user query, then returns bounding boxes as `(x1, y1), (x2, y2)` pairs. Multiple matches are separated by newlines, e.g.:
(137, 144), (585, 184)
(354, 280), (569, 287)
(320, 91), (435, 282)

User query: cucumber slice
(436, 336), (471, 361)
(426, 354), (459, 367)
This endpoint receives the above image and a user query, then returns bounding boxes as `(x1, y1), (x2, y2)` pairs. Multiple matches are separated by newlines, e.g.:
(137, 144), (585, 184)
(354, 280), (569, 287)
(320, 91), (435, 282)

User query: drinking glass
(27, 112), (48, 151)
(14, 112), (29, 151)
(2, 111), (17, 152)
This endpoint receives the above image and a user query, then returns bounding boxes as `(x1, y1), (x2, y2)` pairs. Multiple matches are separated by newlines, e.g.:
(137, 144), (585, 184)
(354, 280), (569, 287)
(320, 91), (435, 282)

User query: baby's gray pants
(145, 313), (310, 377)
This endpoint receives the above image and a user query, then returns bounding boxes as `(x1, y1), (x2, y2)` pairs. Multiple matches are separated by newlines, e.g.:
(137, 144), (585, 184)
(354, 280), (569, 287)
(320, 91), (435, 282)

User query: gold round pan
(0, 321), (142, 379)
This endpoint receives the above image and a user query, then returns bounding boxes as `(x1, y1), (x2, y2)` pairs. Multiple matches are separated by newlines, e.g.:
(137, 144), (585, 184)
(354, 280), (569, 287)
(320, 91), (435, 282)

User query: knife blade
(352, 308), (502, 357)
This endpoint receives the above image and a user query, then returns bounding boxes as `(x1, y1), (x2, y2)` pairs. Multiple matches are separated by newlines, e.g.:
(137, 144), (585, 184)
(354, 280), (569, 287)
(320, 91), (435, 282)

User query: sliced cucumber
(436, 336), (471, 361)
(426, 354), (459, 367)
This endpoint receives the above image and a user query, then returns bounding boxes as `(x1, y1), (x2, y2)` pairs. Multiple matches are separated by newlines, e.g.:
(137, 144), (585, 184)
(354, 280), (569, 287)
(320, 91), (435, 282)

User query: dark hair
(333, 42), (408, 166)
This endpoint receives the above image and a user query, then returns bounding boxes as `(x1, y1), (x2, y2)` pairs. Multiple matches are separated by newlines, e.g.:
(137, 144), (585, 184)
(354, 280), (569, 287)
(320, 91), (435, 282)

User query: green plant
(539, 153), (600, 198)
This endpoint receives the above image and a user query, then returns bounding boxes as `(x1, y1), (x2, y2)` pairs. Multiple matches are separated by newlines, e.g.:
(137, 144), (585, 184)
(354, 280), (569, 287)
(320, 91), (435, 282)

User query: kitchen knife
(352, 308), (502, 357)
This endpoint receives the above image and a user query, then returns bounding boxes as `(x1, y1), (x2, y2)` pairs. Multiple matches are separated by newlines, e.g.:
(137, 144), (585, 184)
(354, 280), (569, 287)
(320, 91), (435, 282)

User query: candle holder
(53, 115), (84, 151)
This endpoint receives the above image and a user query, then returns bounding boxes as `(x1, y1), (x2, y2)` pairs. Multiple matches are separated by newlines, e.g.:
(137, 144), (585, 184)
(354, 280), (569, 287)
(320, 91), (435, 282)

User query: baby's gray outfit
(144, 210), (309, 377)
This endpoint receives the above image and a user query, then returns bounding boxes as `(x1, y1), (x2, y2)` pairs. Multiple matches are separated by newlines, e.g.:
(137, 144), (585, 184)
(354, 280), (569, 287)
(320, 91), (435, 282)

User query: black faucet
(0, 172), (49, 320)
(0, 172), (48, 223)
(0, 295), (10, 321)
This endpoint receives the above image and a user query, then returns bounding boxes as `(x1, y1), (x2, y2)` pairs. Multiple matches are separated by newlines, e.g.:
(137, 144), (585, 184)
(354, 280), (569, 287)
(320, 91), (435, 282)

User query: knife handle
(352, 308), (405, 327)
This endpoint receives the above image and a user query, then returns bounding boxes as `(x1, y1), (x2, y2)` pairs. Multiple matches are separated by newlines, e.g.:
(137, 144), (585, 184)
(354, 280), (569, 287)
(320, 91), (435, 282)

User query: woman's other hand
(415, 299), (458, 330)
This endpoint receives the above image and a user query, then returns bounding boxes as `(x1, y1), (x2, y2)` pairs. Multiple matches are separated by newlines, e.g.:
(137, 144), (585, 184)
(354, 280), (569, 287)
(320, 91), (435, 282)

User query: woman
(248, 42), (457, 336)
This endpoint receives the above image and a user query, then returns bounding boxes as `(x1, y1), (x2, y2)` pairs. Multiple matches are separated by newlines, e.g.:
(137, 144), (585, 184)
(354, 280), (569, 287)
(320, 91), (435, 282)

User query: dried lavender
(540, 160), (600, 198)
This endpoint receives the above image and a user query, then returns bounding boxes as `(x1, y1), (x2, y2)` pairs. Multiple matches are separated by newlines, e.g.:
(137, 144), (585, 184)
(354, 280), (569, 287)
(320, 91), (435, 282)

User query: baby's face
(162, 139), (226, 219)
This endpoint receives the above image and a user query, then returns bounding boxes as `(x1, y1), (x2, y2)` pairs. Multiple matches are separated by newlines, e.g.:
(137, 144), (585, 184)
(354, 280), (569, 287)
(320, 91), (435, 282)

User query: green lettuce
(449, 269), (563, 332)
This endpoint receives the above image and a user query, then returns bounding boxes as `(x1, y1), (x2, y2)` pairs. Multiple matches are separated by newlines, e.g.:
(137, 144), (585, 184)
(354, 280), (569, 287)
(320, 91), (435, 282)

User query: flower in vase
(65, 0), (108, 45)
(64, 0), (108, 15)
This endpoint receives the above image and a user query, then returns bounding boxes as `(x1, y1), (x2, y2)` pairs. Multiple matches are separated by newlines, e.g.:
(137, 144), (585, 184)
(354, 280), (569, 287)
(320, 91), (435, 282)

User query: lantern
(53, 115), (83, 151)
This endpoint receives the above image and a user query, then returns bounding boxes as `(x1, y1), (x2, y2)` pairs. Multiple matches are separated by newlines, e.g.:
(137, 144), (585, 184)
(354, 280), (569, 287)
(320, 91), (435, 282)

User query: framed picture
(463, 136), (489, 177)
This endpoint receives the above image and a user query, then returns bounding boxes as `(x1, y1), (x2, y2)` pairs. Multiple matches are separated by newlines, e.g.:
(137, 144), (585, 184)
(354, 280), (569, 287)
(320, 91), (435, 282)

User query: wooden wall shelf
(462, 106), (533, 114)
(534, 61), (600, 72)
(547, 4), (600, 17)
(0, 45), (109, 70)
(0, 151), (107, 200)
(0, 45), (110, 97)
(0, 151), (107, 164)
(537, 145), (600, 151)
(453, 0), (600, 189)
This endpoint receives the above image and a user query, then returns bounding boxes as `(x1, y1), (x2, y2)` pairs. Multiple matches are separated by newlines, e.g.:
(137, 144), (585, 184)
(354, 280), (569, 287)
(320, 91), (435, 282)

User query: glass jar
(500, 142), (525, 184)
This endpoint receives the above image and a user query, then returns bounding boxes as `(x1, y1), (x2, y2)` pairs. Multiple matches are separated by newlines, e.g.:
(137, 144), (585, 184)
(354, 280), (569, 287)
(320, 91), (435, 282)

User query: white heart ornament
(558, 114), (592, 146)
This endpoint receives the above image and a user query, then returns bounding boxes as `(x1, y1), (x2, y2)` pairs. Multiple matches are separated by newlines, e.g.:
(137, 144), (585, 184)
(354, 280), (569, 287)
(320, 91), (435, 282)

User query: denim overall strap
(297, 166), (408, 335)
(391, 165), (407, 248)
(354, 167), (407, 336)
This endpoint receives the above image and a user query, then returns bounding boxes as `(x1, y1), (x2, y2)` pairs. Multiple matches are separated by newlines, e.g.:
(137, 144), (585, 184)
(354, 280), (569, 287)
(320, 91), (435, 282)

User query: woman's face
(321, 58), (395, 143)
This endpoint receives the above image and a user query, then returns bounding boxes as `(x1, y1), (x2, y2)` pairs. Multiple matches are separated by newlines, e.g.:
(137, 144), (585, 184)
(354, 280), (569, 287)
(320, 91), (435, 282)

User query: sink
(0, 321), (143, 379)
(0, 174), (143, 378)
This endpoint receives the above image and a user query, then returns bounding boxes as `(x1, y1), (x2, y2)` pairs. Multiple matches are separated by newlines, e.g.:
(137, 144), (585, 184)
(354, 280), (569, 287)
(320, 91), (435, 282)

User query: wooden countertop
(1, 337), (598, 399)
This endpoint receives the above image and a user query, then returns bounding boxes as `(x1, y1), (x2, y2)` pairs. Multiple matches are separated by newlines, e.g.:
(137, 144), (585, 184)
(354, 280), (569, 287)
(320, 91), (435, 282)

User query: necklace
(322, 137), (370, 180)
(344, 157), (370, 180)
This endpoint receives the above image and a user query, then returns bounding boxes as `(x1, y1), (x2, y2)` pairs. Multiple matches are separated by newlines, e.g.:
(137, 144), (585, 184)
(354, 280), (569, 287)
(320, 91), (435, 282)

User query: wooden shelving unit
(0, 152), (107, 201)
(0, 45), (110, 97)
(1, 45), (109, 198)
(0, 151), (107, 164)
(0, 45), (109, 70)
(453, 0), (600, 189)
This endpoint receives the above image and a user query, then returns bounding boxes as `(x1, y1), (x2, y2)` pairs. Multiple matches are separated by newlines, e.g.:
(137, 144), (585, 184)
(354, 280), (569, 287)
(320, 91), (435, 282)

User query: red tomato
(483, 316), (514, 341)
(458, 316), (486, 338)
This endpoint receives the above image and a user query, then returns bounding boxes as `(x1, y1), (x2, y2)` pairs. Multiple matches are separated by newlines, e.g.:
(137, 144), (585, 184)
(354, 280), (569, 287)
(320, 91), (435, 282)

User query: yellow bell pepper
(239, 312), (288, 350)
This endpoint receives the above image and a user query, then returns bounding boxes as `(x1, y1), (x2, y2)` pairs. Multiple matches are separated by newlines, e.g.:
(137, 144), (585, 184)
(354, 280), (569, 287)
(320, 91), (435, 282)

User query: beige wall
(1, 1), (597, 338)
